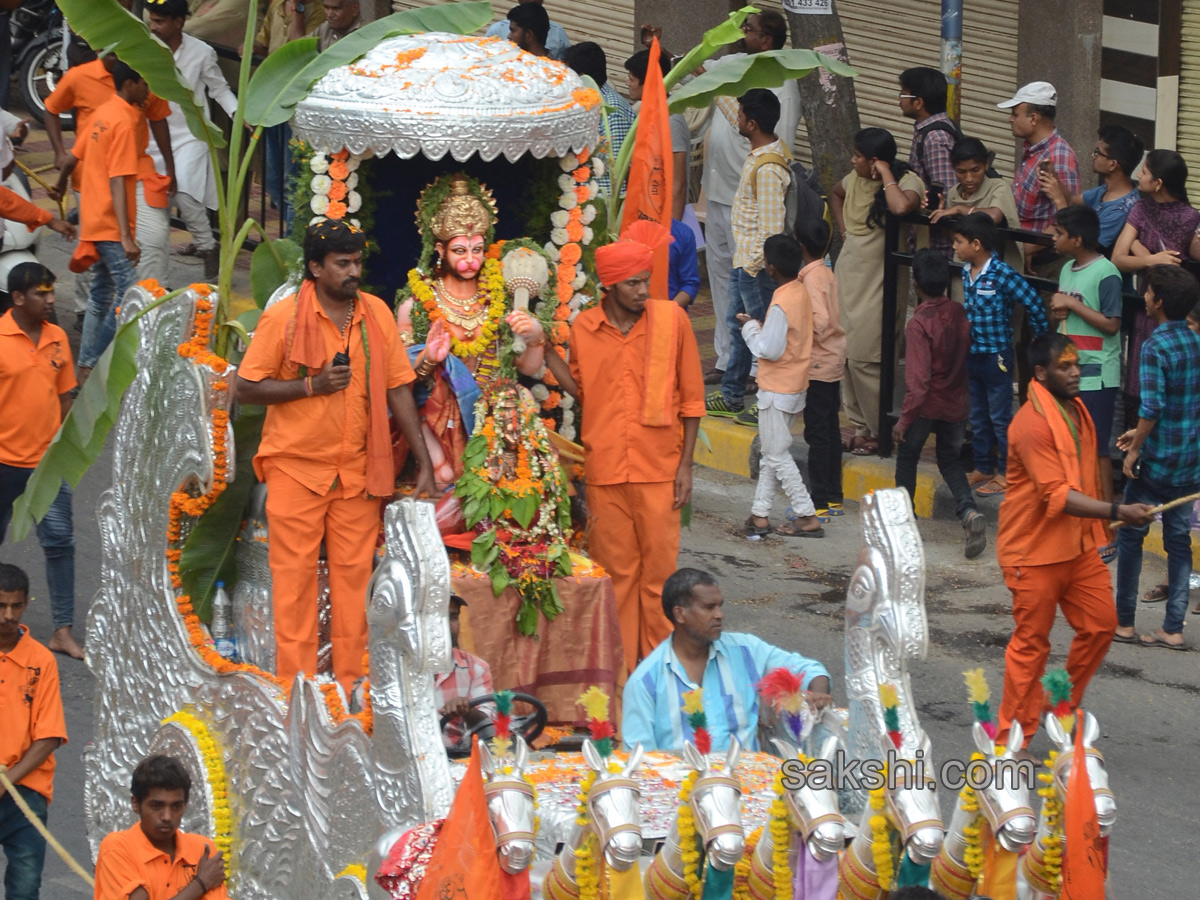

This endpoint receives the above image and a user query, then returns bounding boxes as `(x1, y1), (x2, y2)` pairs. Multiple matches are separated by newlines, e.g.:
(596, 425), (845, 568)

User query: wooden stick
(1108, 490), (1200, 531)
(0, 766), (95, 888)
(14, 158), (67, 219)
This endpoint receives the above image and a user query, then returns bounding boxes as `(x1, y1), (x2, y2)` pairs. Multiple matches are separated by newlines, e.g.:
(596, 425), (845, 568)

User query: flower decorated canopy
(291, 32), (602, 163)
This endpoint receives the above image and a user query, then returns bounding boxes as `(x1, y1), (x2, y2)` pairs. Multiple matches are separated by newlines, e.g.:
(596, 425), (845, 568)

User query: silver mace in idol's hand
(502, 248), (550, 354)
(1108, 490), (1200, 531)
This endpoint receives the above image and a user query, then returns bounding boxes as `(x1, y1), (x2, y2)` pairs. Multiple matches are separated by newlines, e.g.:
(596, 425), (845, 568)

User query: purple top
(1126, 198), (1200, 255)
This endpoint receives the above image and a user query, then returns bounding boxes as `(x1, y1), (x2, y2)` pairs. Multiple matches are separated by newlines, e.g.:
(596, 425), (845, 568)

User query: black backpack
(916, 119), (1002, 181)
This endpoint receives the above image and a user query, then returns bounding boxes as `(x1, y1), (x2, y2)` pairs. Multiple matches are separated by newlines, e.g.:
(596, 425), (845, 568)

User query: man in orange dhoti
(236, 220), (434, 693)
(995, 333), (1152, 758)
(511, 221), (705, 676)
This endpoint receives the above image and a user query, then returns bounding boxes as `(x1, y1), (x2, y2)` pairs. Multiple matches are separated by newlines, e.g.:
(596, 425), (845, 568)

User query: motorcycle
(12, 0), (70, 126)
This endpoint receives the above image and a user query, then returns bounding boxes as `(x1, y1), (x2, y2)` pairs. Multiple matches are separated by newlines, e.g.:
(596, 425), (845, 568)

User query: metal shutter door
(1179, 0), (1200, 198)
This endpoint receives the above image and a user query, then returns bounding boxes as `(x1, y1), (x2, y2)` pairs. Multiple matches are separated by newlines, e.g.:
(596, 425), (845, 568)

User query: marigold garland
(769, 772), (791, 900)
(959, 752), (986, 881)
(162, 711), (233, 876)
(1034, 751), (1064, 891)
(406, 258), (506, 359)
(869, 762), (895, 892)
(677, 771), (703, 899)
(733, 826), (762, 900)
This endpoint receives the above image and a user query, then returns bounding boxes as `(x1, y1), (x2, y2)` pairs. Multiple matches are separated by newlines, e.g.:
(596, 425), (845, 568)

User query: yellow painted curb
(694, 416), (753, 478)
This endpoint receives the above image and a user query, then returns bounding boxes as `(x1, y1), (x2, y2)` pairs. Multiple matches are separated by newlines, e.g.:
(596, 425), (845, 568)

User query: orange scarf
(641, 299), (680, 427)
(1027, 379), (1108, 546)
(288, 279), (394, 498)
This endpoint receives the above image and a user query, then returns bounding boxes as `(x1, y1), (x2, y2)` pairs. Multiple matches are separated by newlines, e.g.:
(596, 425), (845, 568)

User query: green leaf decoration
(179, 409), (265, 621)
(10, 290), (180, 541)
(1041, 668), (1073, 706)
(243, 2), (494, 128)
(664, 8), (757, 93)
(56, 0), (226, 148)
(511, 493), (537, 529)
(680, 501), (692, 530)
(516, 598), (539, 637)
(668, 48), (858, 113)
(883, 704), (902, 735)
(470, 531), (495, 568)
(250, 238), (301, 309)
(490, 564), (512, 597)
(489, 492), (509, 521)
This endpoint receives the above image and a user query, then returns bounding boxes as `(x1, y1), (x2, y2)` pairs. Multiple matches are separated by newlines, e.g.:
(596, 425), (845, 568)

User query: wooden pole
(1108, 490), (1200, 531)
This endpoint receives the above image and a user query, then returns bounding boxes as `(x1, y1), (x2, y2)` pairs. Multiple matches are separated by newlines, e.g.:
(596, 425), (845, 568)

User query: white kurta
(147, 33), (238, 209)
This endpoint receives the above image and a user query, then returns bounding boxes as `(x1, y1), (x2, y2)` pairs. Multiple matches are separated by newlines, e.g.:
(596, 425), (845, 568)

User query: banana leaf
(10, 290), (181, 541)
(667, 49), (858, 112)
(664, 7), (758, 92)
(56, 0), (226, 148)
(243, 1), (494, 128)
(250, 237), (301, 309)
(179, 408), (265, 621)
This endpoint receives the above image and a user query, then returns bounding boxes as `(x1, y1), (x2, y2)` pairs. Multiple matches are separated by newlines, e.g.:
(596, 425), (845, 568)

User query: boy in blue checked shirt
(952, 212), (1049, 494)
(1114, 266), (1200, 650)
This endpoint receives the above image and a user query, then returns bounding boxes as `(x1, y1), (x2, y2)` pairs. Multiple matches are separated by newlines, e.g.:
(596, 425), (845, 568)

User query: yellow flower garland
(869, 762), (894, 892)
(162, 711), (233, 877)
(733, 826), (763, 900)
(677, 771), (703, 900)
(960, 751), (986, 881)
(1037, 750), (1064, 890)
(572, 761), (619, 900)
(407, 257), (507, 359)
(769, 772), (791, 900)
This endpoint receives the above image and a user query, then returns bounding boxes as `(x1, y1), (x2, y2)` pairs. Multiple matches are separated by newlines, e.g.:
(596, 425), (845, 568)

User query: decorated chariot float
(68, 17), (1119, 900)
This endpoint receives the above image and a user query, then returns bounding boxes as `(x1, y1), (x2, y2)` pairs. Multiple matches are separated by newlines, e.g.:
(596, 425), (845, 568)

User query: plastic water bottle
(211, 582), (237, 661)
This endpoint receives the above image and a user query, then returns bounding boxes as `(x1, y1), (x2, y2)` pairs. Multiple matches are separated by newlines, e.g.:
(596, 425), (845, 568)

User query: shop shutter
(1178, 0), (1200, 198)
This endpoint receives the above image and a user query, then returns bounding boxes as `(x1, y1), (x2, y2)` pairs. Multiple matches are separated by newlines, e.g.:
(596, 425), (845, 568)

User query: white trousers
(136, 183), (171, 287)
(704, 200), (733, 370)
(61, 191), (91, 315)
(752, 400), (816, 519)
(174, 190), (216, 251)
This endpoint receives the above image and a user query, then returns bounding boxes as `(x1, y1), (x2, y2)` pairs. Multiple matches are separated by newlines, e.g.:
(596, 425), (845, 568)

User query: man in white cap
(998, 81), (1080, 273)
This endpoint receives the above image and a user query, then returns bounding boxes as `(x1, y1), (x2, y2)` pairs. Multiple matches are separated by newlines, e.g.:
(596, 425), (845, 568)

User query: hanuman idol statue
(395, 174), (544, 486)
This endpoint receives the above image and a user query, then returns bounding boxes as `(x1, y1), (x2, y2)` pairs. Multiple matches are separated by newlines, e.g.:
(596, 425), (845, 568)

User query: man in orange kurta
(236, 220), (434, 693)
(513, 221), (704, 676)
(93, 755), (229, 900)
(995, 334), (1152, 756)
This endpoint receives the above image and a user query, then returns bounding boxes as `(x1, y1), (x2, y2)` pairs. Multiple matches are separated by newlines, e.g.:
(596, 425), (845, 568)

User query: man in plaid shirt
(435, 595), (495, 747)
(900, 66), (957, 259)
(1115, 266), (1200, 650)
(998, 82), (1080, 271)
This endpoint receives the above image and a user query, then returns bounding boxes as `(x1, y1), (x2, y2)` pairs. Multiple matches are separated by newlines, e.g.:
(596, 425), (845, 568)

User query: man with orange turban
(509, 221), (705, 676)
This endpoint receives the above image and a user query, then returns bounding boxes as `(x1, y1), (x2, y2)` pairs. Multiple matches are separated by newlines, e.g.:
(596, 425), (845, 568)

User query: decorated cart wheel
(148, 712), (234, 875)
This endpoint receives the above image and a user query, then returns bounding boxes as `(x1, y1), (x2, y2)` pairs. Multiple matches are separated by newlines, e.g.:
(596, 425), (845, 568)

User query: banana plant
(11, 0), (492, 542)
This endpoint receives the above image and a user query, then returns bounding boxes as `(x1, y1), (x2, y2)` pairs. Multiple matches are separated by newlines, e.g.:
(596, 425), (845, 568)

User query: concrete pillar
(1016, 0), (1104, 161)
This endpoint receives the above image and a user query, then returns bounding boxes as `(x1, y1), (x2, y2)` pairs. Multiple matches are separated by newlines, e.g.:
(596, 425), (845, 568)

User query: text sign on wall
(783, 0), (832, 13)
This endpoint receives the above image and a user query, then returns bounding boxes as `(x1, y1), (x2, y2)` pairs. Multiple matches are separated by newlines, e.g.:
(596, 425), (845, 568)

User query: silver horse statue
(930, 721), (1037, 899)
(832, 488), (944, 895)
(1017, 711), (1115, 900)
(642, 738), (745, 899)
(480, 737), (538, 875)
(537, 739), (645, 897)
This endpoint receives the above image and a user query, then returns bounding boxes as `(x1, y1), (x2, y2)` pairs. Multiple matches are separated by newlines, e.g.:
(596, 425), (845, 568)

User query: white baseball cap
(997, 81), (1058, 110)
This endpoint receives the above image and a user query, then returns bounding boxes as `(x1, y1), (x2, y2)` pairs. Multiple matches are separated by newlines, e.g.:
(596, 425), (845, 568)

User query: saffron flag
(1061, 712), (1106, 900)
(414, 738), (502, 900)
(619, 37), (673, 300)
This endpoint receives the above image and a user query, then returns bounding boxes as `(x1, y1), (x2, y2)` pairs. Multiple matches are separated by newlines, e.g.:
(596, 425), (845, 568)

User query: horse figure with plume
(831, 489), (944, 900)
(930, 669), (1037, 900)
(477, 702), (539, 877)
(540, 687), (647, 900)
(644, 689), (746, 899)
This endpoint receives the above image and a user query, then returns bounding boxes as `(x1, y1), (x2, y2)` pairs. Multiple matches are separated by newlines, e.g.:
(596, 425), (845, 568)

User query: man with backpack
(706, 89), (791, 426)
(900, 66), (958, 258)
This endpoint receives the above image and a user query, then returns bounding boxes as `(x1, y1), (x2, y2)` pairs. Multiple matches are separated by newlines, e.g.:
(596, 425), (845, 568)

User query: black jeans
(803, 379), (843, 507)
(895, 417), (976, 522)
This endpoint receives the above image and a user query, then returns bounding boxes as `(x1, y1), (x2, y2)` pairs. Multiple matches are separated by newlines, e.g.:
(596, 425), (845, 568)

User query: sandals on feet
(1111, 631), (1139, 644)
(1098, 542), (1117, 564)
(1140, 631), (1187, 651)
(1143, 583), (1169, 603)
(744, 515), (770, 536)
(977, 476), (1008, 495)
(776, 520), (825, 538)
(850, 440), (879, 456)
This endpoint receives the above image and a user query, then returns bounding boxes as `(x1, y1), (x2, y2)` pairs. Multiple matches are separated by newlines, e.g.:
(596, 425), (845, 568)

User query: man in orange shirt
(0, 562), (68, 900)
(236, 220), (435, 693)
(512, 221), (704, 675)
(0, 263), (84, 660)
(0, 187), (74, 239)
(93, 755), (229, 900)
(46, 52), (175, 298)
(995, 333), (1153, 760)
(73, 61), (148, 383)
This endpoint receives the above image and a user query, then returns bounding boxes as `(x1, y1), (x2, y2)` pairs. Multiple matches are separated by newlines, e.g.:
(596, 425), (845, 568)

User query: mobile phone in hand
(926, 181), (944, 211)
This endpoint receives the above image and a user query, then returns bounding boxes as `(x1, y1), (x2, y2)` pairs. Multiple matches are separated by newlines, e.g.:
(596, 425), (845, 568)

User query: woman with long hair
(829, 127), (924, 455)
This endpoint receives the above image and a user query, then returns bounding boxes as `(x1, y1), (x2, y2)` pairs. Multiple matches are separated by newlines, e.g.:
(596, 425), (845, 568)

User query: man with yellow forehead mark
(994, 333), (1153, 760)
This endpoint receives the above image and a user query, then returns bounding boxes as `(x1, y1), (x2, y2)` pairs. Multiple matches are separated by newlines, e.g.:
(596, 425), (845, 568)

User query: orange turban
(594, 220), (673, 287)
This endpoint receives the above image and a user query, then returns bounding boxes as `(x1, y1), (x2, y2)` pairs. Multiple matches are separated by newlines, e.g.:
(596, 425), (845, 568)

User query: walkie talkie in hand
(332, 350), (350, 368)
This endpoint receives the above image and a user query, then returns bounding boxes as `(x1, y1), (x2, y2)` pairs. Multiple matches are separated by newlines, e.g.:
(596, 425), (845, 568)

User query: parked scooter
(12, 0), (69, 126)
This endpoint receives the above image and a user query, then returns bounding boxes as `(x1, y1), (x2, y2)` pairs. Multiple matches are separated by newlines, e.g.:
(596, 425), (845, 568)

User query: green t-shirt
(1058, 256), (1123, 391)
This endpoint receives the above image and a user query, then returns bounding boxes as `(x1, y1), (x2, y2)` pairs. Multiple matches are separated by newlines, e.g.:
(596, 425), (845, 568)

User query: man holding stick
(1113, 266), (1200, 650)
(995, 333), (1153, 758)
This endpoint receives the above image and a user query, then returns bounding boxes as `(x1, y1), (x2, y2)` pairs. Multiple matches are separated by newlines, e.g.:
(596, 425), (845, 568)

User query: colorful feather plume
(1041, 668), (1075, 732)
(757, 667), (808, 743)
(963, 668), (997, 739)
(879, 683), (902, 749)
(577, 686), (614, 757)
(490, 689), (514, 758)
(681, 688), (712, 755)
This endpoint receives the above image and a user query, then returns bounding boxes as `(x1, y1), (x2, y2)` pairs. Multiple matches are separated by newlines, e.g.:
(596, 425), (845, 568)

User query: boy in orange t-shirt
(0, 563), (68, 900)
(74, 60), (148, 382)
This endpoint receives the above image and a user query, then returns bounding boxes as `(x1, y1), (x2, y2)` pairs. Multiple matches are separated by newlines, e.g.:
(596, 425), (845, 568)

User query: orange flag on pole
(619, 37), (673, 300)
(414, 738), (502, 900)
(1061, 712), (1107, 900)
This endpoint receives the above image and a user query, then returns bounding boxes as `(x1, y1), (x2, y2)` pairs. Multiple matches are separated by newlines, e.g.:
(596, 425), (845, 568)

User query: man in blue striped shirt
(621, 568), (830, 752)
(1115, 266), (1200, 650)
